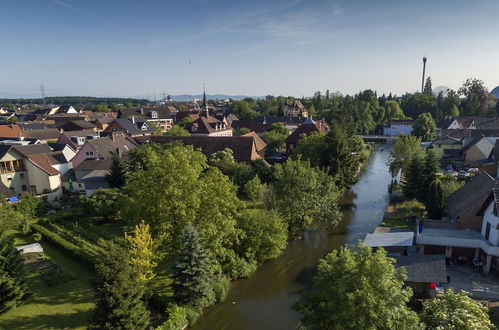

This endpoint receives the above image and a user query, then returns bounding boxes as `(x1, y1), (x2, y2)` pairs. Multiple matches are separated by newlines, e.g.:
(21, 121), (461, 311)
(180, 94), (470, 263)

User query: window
(20, 173), (25, 179)
(485, 222), (491, 241)
(85, 151), (94, 156)
(22, 185), (27, 191)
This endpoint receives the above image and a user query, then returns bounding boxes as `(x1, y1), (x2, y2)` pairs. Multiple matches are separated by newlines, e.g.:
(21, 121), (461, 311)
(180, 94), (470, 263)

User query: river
(193, 145), (393, 330)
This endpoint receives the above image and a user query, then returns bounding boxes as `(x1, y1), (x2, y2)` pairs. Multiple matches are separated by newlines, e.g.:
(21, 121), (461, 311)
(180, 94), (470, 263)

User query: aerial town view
(1, 0), (499, 329)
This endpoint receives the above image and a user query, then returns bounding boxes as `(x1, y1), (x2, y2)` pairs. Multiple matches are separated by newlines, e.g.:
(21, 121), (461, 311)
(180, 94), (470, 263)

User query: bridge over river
(361, 135), (398, 142)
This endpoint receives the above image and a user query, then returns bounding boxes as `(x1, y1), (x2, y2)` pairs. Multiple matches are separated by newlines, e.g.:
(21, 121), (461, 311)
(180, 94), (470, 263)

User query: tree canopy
(296, 243), (420, 330)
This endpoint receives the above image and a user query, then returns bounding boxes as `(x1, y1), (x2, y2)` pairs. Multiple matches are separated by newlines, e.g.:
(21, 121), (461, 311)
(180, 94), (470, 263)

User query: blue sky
(1, 0), (499, 98)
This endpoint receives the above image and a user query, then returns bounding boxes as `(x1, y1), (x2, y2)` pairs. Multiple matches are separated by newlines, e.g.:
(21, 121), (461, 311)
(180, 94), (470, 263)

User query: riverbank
(193, 146), (393, 330)
(379, 200), (426, 229)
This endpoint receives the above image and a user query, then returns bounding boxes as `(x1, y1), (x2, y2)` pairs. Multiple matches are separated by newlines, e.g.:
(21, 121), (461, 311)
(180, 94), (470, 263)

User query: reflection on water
(193, 145), (393, 330)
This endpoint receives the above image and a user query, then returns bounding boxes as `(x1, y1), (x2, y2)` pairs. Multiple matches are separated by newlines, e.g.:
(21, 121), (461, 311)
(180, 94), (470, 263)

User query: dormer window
(151, 111), (158, 119)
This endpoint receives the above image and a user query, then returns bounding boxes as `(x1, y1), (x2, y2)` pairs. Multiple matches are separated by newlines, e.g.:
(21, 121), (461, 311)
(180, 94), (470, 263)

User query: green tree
(402, 156), (425, 201)
(229, 100), (259, 120)
(401, 94), (439, 120)
(389, 135), (424, 175)
(106, 154), (127, 188)
(243, 176), (266, 202)
(81, 188), (124, 221)
(236, 209), (287, 263)
(123, 144), (240, 268)
(0, 235), (28, 314)
(296, 243), (421, 330)
(459, 78), (489, 114)
(272, 158), (341, 236)
(384, 100), (406, 122)
(234, 127), (251, 136)
(321, 127), (358, 189)
(14, 194), (40, 219)
(291, 132), (327, 168)
(0, 204), (30, 233)
(263, 123), (288, 152)
(164, 125), (191, 136)
(421, 290), (493, 329)
(177, 117), (194, 128)
(423, 77), (433, 95)
(172, 224), (214, 307)
(426, 180), (444, 219)
(91, 242), (150, 329)
(412, 113), (436, 141)
(93, 104), (110, 113)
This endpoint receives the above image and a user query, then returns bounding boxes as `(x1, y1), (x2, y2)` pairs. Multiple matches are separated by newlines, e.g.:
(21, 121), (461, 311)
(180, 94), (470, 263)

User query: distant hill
(171, 94), (264, 101)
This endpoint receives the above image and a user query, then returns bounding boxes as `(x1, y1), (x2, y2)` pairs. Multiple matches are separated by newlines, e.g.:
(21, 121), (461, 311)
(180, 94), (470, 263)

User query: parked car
(445, 165), (454, 174)
(459, 170), (467, 179)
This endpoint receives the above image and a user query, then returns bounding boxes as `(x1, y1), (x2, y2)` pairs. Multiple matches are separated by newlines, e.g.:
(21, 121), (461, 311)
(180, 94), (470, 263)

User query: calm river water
(193, 145), (393, 330)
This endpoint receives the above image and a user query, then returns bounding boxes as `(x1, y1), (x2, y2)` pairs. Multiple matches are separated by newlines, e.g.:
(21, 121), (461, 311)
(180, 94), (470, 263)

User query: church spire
(202, 83), (207, 107)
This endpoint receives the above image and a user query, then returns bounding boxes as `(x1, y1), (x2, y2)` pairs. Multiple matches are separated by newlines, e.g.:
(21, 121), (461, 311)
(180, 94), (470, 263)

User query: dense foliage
(91, 243), (150, 329)
(0, 235), (28, 314)
(421, 290), (494, 329)
(296, 243), (420, 330)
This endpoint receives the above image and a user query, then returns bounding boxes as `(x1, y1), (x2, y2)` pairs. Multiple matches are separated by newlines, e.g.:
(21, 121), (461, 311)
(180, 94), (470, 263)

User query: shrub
(184, 305), (202, 326)
(226, 256), (257, 279)
(212, 277), (230, 303)
(157, 305), (188, 330)
(31, 223), (96, 268)
(32, 232), (42, 242)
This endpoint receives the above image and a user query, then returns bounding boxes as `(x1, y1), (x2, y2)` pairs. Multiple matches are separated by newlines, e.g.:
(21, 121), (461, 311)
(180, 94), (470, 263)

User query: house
(74, 158), (112, 196)
(103, 118), (156, 137)
(429, 133), (463, 159)
(461, 136), (495, 166)
(71, 133), (137, 168)
(185, 116), (233, 136)
(22, 127), (61, 142)
(285, 117), (329, 154)
(0, 145), (30, 194)
(383, 120), (414, 136)
(24, 153), (61, 194)
(283, 100), (308, 117)
(416, 172), (499, 273)
(56, 120), (96, 132)
(241, 132), (267, 157)
(445, 171), (495, 231)
(0, 124), (26, 139)
(52, 105), (78, 114)
(119, 107), (173, 132)
(395, 255), (447, 297)
(147, 135), (266, 162)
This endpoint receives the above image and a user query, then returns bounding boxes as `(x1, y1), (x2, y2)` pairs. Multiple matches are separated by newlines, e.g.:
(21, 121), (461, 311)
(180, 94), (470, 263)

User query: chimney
(131, 116), (135, 124)
(140, 108), (144, 115)
(18, 133), (24, 141)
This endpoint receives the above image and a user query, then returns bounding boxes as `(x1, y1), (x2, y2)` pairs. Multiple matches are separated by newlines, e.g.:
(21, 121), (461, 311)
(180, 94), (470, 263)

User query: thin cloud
(50, 0), (82, 13)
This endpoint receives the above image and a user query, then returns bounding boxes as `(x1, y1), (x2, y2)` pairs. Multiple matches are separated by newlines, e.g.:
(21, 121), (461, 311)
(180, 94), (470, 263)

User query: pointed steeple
(202, 84), (207, 107)
(201, 84), (209, 118)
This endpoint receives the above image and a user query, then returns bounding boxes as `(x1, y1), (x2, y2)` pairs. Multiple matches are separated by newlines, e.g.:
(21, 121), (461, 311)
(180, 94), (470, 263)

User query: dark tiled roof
(445, 171), (495, 218)
(0, 182), (15, 198)
(57, 120), (95, 130)
(186, 116), (232, 134)
(285, 122), (328, 145)
(231, 120), (267, 133)
(149, 135), (263, 162)
(119, 107), (172, 120)
(0, 145), (12, 159)
(241, 132), (266, 153)
(436, 117), (456, 129)
(114, 118), (156, 136)
(395, 255), (447, 283)
(75, 158), (113, 171)
(88, 134), (137, 157)
(13, 144), (52, 156)
(23, 128), (61, 140)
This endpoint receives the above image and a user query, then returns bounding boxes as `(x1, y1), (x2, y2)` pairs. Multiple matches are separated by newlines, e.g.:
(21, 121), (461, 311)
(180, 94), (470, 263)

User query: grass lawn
(380, 200), (426, 229)
(0, 233), (95, 330)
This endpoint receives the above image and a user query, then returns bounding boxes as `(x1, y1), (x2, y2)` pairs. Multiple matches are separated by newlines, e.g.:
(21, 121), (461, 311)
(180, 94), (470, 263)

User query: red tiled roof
(0, 124), (26, 138)
(27, 154), (60, 176)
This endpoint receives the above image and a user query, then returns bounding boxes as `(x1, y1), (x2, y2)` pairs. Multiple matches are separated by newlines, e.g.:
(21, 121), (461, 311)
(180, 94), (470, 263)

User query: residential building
(71, 133), (137, 168)
(383, 120), (414, 136)
(0, 145), (29, 194)
(147, 135), (266, 162)
(283, 100), (308, 117)
(103, 118), (156, 137)
(74, 158), (112, 196)
(119, 107), (173, 132)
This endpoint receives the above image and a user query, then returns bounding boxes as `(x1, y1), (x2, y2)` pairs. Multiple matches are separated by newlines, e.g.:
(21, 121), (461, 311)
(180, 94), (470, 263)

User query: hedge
(31, 223), (96, 269)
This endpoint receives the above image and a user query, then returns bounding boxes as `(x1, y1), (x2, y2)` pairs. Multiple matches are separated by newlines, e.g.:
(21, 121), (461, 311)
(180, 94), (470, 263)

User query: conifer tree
(422, 151), (439, 188)
(106, 153), (127, 188)
(426, 180), (444, 219)
(171, 224), (214, 307)
(402, 156), (425, 201)
(0, 234), (27, 314)
(423, 77), (433, 95)
(91, 242), (149, 330)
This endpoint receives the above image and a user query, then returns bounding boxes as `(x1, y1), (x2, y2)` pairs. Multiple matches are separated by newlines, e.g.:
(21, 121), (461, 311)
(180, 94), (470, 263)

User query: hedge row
(31, 223), (96, 269)
(41, 222), (104, 258)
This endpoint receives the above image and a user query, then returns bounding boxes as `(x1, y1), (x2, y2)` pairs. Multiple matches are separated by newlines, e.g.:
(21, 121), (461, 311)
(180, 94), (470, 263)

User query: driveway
(445, 265), (499, 301)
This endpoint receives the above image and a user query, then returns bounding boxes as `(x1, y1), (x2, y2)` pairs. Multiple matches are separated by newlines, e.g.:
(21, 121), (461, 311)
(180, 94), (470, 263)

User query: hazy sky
(1, 0), (499, 98)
